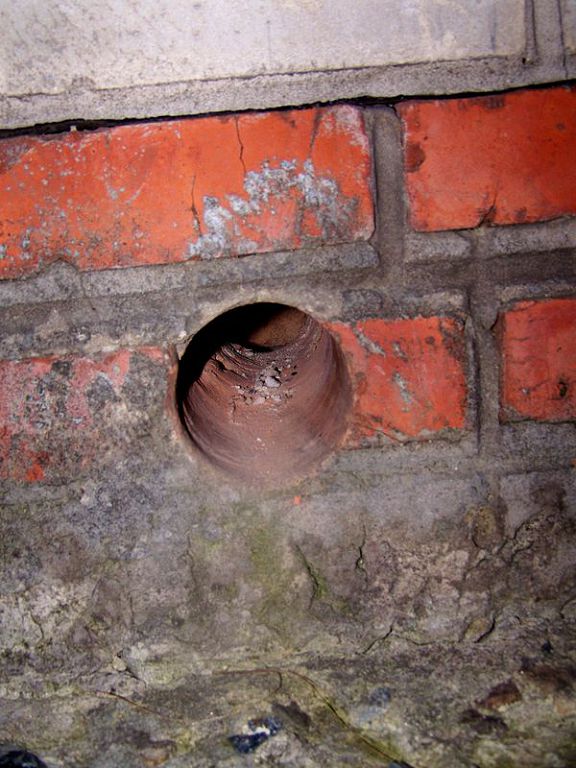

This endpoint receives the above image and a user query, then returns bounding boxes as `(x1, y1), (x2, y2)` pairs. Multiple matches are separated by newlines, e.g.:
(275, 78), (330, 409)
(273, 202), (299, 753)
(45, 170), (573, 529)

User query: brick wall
(1, 87), (575, 481)
(1, 84), (575, 767)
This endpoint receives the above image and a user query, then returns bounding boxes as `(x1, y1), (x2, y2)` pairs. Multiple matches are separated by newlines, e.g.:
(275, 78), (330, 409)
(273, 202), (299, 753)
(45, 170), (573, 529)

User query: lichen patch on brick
(0, 348), (169, 483)
(328, 316), (468, 443)
(0, 106), (373, 279)
(187, 158), (359, 259)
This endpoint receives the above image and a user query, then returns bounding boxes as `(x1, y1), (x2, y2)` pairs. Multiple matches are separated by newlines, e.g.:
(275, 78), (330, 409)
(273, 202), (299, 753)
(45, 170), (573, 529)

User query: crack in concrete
(473, 613), (496, 643)
(360, 624), (394, 655)
(354, 525), (368, 582)
(295, 545), (326, 609)
(477, 188), (499, 228)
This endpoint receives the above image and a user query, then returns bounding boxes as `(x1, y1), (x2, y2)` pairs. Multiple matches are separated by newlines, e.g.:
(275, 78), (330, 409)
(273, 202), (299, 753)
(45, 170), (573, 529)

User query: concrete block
(0, 0), (525, 98)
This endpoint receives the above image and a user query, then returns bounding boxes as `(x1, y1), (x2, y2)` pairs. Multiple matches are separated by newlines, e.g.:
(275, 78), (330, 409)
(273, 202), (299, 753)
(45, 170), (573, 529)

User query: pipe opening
(177, 303), (351, 483)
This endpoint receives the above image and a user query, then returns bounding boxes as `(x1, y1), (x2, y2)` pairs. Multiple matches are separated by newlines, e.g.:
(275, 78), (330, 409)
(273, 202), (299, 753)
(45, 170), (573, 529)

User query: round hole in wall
(177, 303), (351, 484)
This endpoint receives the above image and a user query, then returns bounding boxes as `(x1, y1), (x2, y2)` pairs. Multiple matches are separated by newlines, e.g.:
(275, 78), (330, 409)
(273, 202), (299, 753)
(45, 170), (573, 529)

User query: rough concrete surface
(0, 0), (572, 128)
(1, 398), (575, 767)
(0, 0), (526, 94)
(0, 107), (575, 768)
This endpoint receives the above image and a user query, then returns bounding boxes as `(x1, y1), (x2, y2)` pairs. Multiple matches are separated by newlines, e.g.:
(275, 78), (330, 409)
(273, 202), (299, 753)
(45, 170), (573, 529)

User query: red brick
(0, 107), (373, 280)
(398, 86), (576, 231)
(500, 298), (576, 423)
(0, 348), (168, 482)
(328, 316), (468, 443)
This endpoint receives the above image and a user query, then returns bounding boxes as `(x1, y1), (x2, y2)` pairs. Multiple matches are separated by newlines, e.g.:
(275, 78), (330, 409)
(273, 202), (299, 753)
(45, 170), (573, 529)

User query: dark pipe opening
(177, 303), (351, 483)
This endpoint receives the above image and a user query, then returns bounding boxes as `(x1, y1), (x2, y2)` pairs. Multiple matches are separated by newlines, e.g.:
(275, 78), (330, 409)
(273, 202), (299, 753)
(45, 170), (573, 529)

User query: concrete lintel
(1, 57), (569, 131)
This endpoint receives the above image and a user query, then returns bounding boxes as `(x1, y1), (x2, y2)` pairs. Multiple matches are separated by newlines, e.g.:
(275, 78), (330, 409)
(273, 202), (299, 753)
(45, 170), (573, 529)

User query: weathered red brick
(0, 348), (168, 482)
(398, 85), (576, 231)
(0, 107), (373, 279)
(500, 298), (576, 423)
(328, 316), (468, 443)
